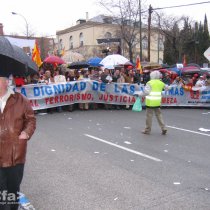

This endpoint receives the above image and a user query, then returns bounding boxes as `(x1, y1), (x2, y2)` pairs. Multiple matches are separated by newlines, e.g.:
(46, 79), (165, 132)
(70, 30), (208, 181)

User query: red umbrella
(43, 55), (65, 66)
(159, 69), (178, 80)
(181, 66), (201, 74)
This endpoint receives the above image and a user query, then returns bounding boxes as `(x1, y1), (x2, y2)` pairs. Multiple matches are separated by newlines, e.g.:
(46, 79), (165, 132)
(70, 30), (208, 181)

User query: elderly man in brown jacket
(0, 73), (36, 210)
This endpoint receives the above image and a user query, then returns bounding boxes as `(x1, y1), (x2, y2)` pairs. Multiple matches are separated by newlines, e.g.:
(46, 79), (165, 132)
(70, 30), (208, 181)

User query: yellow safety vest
(145, 79), (165, 107)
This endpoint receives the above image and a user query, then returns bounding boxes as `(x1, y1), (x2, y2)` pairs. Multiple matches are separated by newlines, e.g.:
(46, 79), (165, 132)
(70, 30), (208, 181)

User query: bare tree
(10, 22), (36, 38)
(98, 0), (147, 62)
(149, 10), (188, 64)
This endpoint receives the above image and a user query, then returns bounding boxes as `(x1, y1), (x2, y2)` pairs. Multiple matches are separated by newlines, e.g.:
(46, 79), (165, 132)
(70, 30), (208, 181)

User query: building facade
(56, 15), (164, 64)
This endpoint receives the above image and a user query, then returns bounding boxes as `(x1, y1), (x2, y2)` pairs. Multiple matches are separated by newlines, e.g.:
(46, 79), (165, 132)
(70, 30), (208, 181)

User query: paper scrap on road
(114, 197), (118, 201)
(202, 112), (210, 115)
(68, 117), (72, 120)
(124, 141), (132, 145)
(85, 134), (162, 162)
(198, 128), (210, 132)
(173, 182), (181, 185)
(205, 188), (209, 191)
(164, 150), (168, 153)
(124, 127), (131, 129)
(51, 149), (56, 152)
(94, 151), (100, 154)
(130, 160), (134, 162)
(37, 113), (47, 115)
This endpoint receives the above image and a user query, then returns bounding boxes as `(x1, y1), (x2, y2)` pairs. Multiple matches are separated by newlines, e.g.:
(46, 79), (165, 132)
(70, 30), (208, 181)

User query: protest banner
(16, 81), (210, 110)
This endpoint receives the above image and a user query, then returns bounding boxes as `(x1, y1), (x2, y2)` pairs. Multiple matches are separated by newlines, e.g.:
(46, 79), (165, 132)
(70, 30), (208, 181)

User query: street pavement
(21, 107), (210, 210)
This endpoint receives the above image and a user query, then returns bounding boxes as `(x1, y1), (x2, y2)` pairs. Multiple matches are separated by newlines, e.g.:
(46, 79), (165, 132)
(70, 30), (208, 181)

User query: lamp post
(139, 0), (142, 60)
(11, 12), (29, 38)
(147, 5), (153, 62)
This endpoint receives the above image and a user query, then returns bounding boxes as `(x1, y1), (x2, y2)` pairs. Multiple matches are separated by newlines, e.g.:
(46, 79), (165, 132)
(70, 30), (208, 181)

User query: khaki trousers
(145, 107), (166, 132)
(79, 103), (89, 110)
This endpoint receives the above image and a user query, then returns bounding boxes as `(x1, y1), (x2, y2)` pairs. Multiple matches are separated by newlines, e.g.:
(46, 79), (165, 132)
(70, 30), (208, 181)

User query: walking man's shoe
(162, 129), (167, 135)
(142, 130), (150, 135)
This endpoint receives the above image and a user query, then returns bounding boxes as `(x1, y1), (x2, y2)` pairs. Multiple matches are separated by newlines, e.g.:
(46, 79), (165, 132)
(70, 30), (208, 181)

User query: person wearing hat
(0, 73), (36, 210)
(195, 75), (206, 87)
(134, 70), (169, 135)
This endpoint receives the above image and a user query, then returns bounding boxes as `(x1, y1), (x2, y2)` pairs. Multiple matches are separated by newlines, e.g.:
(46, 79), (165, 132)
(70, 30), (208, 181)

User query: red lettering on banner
(44, 93), (96, 105)
(98, 94), (135, 103)
(45, 98), (49, 105)
(131, 97), (136, 103)
(30, 100), (39, 107)
(190, 90), (199, 99)
(64, 95), (69, 102)
(60, 95), (64, 102)
(50, 97), (54, 104)
(54, 96), (58, 103)
(162, 97), (177, 104)
(69, 95), (74, 101)
(123, 96), (127, 102)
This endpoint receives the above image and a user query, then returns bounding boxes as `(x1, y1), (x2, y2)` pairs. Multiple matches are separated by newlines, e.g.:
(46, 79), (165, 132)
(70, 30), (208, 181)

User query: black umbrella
(68, 61), (90, 69)
(0, 36), (38, 77)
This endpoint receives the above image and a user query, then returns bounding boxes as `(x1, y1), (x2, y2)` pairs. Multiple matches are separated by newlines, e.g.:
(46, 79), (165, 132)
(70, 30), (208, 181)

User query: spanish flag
(61, 47), (65, 57)
(136, 56), (143, 74)
(32, 41), (42, 67)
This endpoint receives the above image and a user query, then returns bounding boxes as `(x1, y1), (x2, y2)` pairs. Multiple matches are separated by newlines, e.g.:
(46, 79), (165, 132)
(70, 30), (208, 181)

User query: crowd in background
(10, 64), (210, 112)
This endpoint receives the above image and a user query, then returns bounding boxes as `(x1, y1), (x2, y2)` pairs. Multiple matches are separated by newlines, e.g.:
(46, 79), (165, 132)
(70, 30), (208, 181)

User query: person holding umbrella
(0, 73), (36, 210)
(134, 70), (169, 135)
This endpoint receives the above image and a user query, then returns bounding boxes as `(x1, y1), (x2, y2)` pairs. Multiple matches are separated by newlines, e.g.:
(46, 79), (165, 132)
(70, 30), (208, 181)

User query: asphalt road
(21, 107), (210, 210)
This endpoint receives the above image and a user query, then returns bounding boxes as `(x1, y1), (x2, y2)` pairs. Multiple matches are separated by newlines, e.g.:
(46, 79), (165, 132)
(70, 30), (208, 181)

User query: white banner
(16, 81), (210, 110)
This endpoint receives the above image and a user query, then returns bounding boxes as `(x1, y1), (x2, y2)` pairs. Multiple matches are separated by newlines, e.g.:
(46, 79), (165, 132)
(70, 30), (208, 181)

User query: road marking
(167, 125), (210, 137)
(84, 134), (162, 162)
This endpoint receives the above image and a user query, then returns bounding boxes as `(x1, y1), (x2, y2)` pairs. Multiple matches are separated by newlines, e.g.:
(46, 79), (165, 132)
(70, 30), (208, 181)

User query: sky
(0, 0), (209, 37)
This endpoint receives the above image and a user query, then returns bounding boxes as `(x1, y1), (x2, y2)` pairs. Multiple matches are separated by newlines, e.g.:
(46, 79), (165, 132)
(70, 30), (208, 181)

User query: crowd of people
(9, 65), (210, 112)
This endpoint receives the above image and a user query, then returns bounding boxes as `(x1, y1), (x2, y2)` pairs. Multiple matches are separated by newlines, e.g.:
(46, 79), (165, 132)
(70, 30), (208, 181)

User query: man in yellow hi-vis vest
(135, 71), (169, 135)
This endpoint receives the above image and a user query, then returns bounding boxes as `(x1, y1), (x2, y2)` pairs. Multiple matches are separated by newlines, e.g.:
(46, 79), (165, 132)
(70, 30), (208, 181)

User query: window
(123, 19), (132, 26)
(158, 38), (164, 51)
(79, 32), (84, 47)
(69, 36), (73, 49)
(103, 17), (112, 24)
(142, 36), (148, 49)
(104, 32), (112, 39)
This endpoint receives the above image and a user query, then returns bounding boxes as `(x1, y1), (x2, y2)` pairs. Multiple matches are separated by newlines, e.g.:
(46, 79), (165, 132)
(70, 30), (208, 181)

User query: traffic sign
(204, 47), (210, 61)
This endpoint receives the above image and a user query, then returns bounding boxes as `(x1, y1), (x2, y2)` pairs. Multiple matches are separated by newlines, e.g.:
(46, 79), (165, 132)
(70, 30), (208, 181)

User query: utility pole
(156, 12), (161, 64)
(139, 0), (142, 60)
(147, 5), (153, 62)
